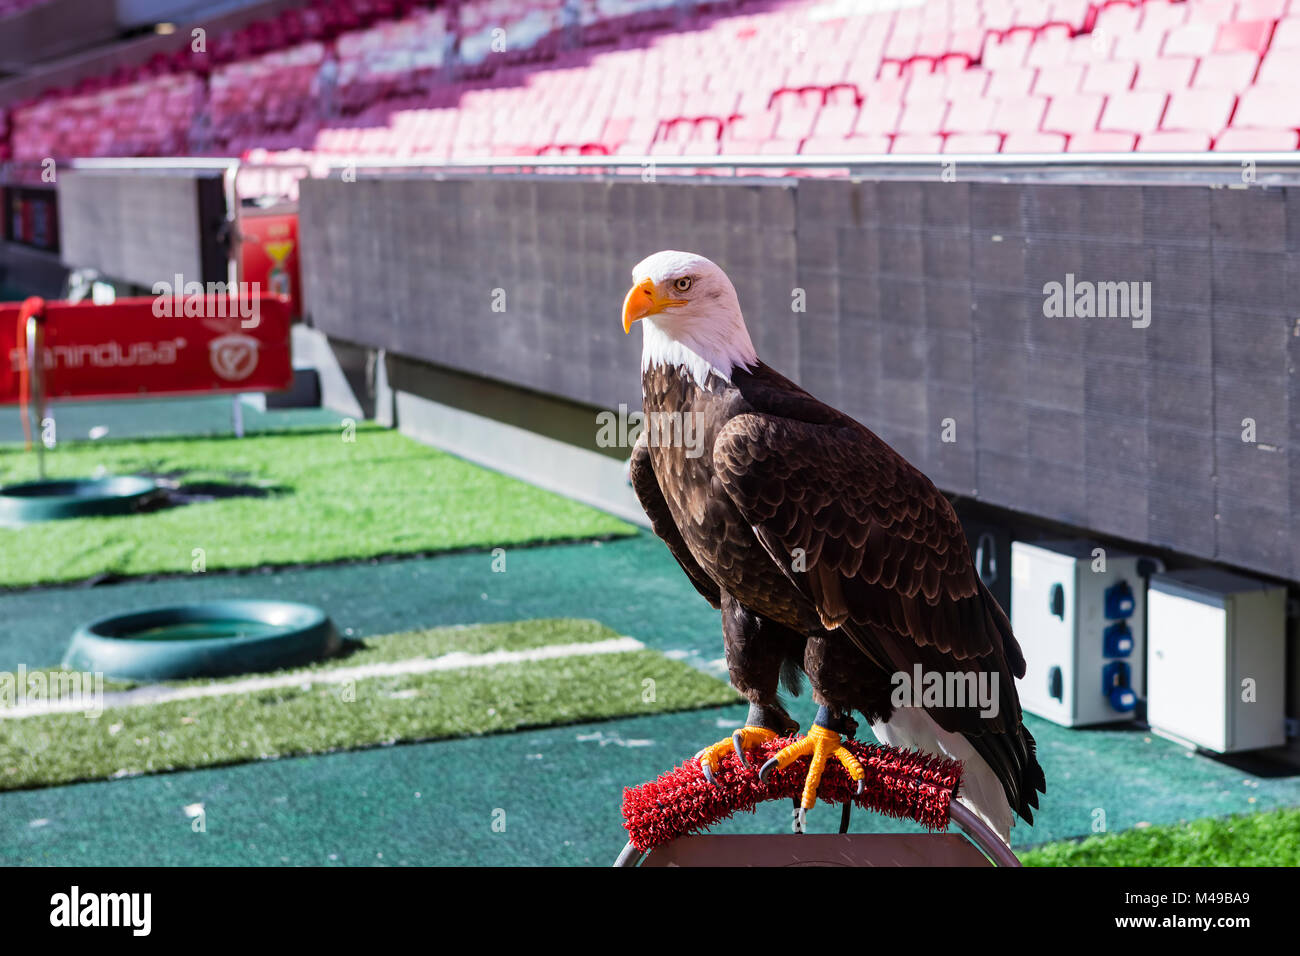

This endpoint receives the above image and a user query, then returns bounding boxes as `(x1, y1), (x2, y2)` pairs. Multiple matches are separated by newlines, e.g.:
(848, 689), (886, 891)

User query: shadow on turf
(137, 470), (292, 509)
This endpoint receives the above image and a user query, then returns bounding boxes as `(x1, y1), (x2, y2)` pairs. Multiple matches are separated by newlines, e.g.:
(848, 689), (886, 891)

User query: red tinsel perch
(621, 736), (964, 853)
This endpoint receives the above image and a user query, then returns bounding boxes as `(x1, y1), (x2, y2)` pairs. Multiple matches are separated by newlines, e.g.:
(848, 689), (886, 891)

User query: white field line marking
(0, 636), (645, 720)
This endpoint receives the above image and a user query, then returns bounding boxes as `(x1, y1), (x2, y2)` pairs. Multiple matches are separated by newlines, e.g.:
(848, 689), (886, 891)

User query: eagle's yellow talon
(759, 724), (865, 809)
(695, 726), (778, 784)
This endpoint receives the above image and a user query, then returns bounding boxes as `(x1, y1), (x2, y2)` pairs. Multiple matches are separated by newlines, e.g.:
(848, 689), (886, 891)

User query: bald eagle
(623, 250), (1045, 842)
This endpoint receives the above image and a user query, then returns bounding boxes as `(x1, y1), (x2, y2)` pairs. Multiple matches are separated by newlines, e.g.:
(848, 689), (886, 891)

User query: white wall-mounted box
(1011, 540), (1153, 727)
(1146, 568), (1286, 754)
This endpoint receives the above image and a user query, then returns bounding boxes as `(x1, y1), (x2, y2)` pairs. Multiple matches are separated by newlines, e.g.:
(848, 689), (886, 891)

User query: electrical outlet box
(1147, 568), (1286, 753)
(1010, 540), (1155, 727)
(960, 515), (1012, 619)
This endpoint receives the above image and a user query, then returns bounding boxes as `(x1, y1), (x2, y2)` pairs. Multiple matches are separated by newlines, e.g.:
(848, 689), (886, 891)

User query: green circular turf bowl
(63, 600), (343, 681)
(0, 475), (161, 526)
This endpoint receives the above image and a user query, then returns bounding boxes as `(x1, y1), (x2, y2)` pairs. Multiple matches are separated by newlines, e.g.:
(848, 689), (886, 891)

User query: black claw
(759, 756), (778, 782)
(732, 731), (750, 768)
(701, 761), (720, 787)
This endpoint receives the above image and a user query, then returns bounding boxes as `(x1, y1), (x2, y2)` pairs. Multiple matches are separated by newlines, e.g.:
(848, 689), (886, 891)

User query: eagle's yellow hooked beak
(622, 277), (686, 333)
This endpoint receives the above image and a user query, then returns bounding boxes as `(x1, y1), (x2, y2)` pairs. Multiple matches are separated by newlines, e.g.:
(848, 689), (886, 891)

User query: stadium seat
(1068, 132), (1139, 152)
(1100, 91), (1169, 133)
(1001, 131), (1067, 153)
(809, 105), (859, 139)
(1042, 93), (1105, 135)
(897, 98), (949, 135)
(1134, 57), (1199, 91)
(1033, 63), (1084, 97)
(1256, 46), (1300, 85)
(890, 133), (943, 153)
(991, 96), (1049, 134)
(1164, 90), (1236, 133)
(1233, 85), (1300, 129)
(1213, 19), (1274, 53)
(1193, 52), (1262, 90)
(4, 0), (1291, 173)
(1163, 22), (1219, 59)
(943, 133), (1001, 153)
(943, 95), (999, 135)
(1081, 60), (1137, 95)
(801, 134), (890, 155)
(1137, 130), (1213, 151)
(855, 95), (904, 135)
(1213, 128), (1300, 150)
(987, 67), (1038, 100)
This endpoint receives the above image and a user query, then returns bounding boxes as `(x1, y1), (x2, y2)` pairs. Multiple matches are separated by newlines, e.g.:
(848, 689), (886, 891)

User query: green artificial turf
(1022, 806), (1300, 867)
(0, 425), (634, 588)
(0, 619), (740, 791)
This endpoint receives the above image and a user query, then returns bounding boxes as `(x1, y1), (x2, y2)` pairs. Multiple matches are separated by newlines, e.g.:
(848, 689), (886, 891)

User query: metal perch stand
(613, 736), (1022, 867)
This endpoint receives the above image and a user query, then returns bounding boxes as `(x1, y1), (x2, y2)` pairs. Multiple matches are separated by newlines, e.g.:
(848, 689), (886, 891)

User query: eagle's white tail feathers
(870, 707), (1014, 846)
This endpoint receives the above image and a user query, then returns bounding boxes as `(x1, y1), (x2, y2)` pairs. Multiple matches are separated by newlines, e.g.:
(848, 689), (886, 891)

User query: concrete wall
(298, 173), (1300, 586)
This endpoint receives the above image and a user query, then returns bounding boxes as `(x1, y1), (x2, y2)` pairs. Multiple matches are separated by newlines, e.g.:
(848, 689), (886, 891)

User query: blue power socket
(1104, 580), (1135, 619)
(1102, 661), (1137, 712)
(1103, 621), (1134, 657)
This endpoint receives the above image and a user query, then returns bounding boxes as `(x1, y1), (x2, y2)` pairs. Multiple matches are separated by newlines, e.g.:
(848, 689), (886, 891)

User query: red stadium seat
(1234, 85), (1300, 129)
(1137, 130), (1213, 151)
(1214, 19), (1274, 53)
(897, 98), (948, 135)
(1134, 57), (1198, 91)
(943, 95), (999, 134)
(1001, 131), (1067, 153)
(1237, 0), (1289, 18)
(890, 133), (943, 153)
(1081, 60), (1137, 95)
(1164, 22), (1218, 59)
(987, 67), (1038, 100)
(1042, 93), (1105, 134)
(1067, 132), (1138, 152)
(1094, 2), (1140, 39)
(943, 132), (1001, 153)
(944, 68), (990, 101)
(1193, 53), (1262, 90)
(1164, 90), (1236, 132)
(1114, 28), (1167, 62)
(982, 32), (1033, 70)
(7, 0), (1290, 174)
(1274, 16), (1300, 50)
(855, 94), (904, 135)
(991, 95), (1049, 134)
(1100, 91), (1168, 133)
(1033, 63), (1084, 97)
(904, 71), (948, 103)
(801, 134), (890, 154)
(809, 105), (859, 139)
(1139, 1), (1189, 31)
(1213, 128), (1300, 150)
(1256, 47), (1300, 86)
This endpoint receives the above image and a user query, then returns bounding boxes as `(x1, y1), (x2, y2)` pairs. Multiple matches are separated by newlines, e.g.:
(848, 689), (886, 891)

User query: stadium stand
(4, 0), (1299, 176)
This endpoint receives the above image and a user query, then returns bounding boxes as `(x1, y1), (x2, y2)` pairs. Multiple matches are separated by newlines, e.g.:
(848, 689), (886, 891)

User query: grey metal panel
(301, 175), (796, 416)
(298, 174), (1300, 582)
(57, 170), (217, 289)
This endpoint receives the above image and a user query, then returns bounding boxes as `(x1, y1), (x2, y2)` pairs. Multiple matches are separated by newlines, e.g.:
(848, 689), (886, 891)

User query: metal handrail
(53, 151), (1300, 187)
(612, 801), (1022, 867)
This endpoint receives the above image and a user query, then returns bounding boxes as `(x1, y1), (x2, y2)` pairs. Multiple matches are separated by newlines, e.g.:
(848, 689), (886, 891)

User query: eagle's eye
(673, 276), (693, 293)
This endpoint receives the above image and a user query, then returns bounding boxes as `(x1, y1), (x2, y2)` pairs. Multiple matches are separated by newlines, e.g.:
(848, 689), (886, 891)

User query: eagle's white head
(622, 250), (758, 385)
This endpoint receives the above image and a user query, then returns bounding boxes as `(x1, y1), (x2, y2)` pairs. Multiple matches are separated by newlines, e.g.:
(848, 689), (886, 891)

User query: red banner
(239, 211), (301, 320)
(0, 295), (292, 404)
